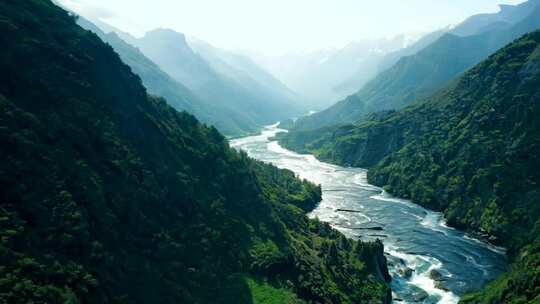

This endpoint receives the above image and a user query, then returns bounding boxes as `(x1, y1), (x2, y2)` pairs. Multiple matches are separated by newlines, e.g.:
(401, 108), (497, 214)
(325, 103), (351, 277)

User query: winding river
(231, 125), (507, 304)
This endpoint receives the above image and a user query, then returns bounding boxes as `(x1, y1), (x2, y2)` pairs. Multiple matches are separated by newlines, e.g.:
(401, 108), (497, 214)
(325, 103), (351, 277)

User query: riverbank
(232, 125), (507, 303)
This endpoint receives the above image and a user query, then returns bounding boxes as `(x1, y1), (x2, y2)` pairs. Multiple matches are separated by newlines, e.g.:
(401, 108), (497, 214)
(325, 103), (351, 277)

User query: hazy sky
(59, 0), (527, 54)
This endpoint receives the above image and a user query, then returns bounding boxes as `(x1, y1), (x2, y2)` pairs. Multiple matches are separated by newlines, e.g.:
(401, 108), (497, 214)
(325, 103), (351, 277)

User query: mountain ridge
(290, 0), (540, 131)
(76, 17), (264, 136)
(133, 27), (304, 133)
(277, 30), (540, 303)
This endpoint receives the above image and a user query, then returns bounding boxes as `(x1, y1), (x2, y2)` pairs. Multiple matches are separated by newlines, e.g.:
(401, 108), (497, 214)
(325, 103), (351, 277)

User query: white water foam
(463, 235), (507, 255)
(352, 172), (381, 191)
(386, 247), (460, 304)
(421, 213), (450, 236)
(370, 190), (415, 207)
(402, 210), (424, 221)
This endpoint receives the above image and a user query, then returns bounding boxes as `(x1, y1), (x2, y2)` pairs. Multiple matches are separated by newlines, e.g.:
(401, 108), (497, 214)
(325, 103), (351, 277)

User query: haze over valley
(1, 1), (539, 304)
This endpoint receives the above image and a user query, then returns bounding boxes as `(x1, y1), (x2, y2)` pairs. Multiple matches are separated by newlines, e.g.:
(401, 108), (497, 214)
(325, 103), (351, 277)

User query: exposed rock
(336, 208), (363, 213)
(373, 240), (392, 283)
(398, 267), (414, 278)
(411, 289), (429, 302)
(434, 280), (451, 292)
(429, 269), (445, 281)
(349, 226), (384, 231)
(429, 269), (451, 291)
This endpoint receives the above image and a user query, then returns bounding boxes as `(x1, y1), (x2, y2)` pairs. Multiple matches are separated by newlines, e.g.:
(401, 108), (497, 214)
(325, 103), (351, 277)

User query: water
(231, 125), (507, 304)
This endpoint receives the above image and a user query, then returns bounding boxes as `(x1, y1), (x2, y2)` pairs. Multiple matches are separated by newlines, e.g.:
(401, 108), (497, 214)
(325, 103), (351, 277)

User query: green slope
(0, 1), (391, 303)
(279, 31), (540, 302)
(292, 1), (540, 131)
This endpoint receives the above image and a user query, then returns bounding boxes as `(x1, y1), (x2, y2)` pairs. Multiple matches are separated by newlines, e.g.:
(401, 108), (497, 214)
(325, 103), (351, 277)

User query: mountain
(374, 29), (449, 78)
(334, 29), (448, 97)
(278, 31), (540, 303)
(76, 17), (259, 136)
(135, 29), (216, 90)
(248, 36), (410, 110)
(189, 37), (301, 109)
(291, 0), (540, 131)
(76, 18), (198, 113)
(132, 29), (304, 133)
(0, 1), (391, 303)
(451, 0), (540, 36)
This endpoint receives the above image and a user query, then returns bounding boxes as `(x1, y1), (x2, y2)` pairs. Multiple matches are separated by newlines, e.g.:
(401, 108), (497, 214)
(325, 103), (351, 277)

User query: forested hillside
(0, 1), (391, 303)
(291, 1), (540, 131)
(279, 31), (540, 303)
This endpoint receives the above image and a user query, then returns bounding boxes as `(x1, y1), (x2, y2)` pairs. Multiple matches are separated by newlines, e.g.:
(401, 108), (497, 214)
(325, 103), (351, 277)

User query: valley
(232, 125), (507, 303)
(1, 0), (539, 303)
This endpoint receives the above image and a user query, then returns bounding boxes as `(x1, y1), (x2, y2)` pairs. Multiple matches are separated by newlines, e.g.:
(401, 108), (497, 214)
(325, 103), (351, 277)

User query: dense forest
(0, 1), (391, 303)
(278, 31), (540, 303)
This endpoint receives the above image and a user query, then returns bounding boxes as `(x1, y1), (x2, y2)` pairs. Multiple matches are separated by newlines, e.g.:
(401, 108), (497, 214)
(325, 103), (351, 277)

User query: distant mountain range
(247, 35), (415, 109)
(450, 0), (540, 36)
(289, 0), (540, 131)
(188, 37), (302, 117)
(77, 17), (304, 136)
(335, 28), (449, 96)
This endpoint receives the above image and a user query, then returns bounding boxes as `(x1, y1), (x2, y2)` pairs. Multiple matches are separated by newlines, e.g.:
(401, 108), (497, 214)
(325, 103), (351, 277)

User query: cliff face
(0, 1), (390, 303)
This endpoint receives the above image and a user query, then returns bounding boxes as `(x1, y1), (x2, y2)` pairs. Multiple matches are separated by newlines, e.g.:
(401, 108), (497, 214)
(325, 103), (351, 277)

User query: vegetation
(0, 1), (391, 303)
(279, 31), (540, 302)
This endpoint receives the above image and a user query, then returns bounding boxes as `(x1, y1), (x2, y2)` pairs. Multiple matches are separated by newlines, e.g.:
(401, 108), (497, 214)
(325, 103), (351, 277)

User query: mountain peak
(499, 4), (517, 12)
(144, 28), (187, 43)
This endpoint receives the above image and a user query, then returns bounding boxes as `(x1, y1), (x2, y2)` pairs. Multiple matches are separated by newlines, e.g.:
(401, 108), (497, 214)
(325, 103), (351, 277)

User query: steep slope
(0, 1), (391, 303)
(248, 36), (408, 109)
(189, 38), (301, 111)
(373, 29), (449, 78)
(135, 29), (217, 90)
(279, 31), (540, 303)
(292, 0), (540, 131)
(133, 29), (303, 132)
(76, 17), (259, 136)
(335, 29), (448, 97)
(451, 0), (540, 36)
(76, 18), (197, 113)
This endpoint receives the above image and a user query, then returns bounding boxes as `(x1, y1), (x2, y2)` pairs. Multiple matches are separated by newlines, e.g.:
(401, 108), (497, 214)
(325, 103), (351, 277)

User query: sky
(58, 0), (527, 55)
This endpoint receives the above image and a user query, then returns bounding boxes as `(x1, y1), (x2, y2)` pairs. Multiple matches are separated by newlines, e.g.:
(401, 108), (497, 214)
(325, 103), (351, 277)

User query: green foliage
(245, 277), (306, 304)
(280, 31), (540, 302)
(0, 1), (389, 303)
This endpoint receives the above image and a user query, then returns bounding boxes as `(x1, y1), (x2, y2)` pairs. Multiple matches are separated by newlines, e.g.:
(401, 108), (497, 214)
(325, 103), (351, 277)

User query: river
(230, 124), (507, 304)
